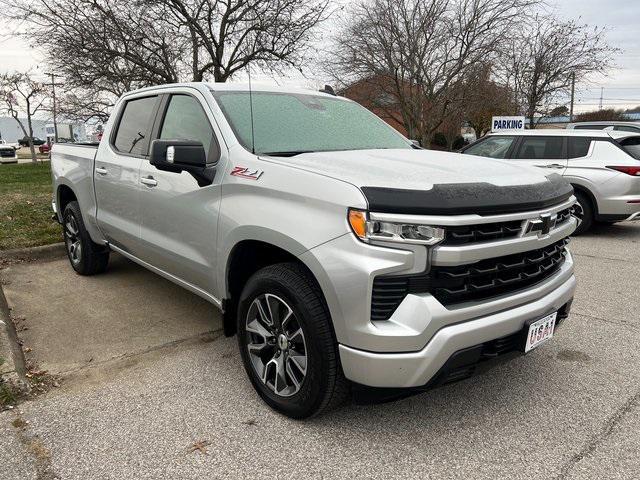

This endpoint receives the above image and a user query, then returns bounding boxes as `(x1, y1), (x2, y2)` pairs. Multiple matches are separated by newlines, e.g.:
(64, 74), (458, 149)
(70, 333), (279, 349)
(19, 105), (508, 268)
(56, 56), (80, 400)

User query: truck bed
(51, 143), (100, 230)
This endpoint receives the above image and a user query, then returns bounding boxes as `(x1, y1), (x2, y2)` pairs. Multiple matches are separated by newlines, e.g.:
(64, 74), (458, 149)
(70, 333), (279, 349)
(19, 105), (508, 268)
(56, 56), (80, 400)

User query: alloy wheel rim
(64, 215), (82, 265)
(245, 293), (307, 397)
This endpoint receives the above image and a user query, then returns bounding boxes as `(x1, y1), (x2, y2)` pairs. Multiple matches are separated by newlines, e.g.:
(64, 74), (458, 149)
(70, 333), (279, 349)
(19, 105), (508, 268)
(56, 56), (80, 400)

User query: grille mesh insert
(371, 239), (569, 320)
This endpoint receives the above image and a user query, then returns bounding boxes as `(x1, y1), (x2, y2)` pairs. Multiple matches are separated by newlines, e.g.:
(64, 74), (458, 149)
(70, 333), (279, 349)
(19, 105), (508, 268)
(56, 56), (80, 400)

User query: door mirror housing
(149, 139), (215, 186)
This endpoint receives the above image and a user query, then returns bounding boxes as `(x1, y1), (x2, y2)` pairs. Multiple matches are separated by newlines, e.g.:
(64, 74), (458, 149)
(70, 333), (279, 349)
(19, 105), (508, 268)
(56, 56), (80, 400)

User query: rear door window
(113, 96), (159, 156)
(567, 137), (592, 159)
(463, 136), (515, 159)
(514, 136), (564, 160)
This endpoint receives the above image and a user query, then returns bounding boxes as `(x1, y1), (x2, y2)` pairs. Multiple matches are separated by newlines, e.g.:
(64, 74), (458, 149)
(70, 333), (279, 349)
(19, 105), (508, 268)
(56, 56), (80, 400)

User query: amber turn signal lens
(348, 209), (367, 239)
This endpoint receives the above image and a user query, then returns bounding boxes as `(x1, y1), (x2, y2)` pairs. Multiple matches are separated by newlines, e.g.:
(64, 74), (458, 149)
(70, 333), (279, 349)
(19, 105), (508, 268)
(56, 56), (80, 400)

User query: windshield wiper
(261, 150), (315, 157)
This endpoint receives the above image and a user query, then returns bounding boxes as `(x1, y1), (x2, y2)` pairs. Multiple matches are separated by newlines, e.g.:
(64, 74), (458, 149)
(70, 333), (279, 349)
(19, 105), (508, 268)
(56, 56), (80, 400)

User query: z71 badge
(230, 166), (264, 180)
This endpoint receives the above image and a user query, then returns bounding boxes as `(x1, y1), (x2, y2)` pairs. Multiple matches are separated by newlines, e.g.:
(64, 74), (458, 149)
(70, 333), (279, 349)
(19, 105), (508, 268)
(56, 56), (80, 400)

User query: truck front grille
(370, 239), (568, 320)
(443, 221), (522, 245)
(430, 239), (568, 305)
(0, 149), (15, 158)
(441, 207), (573, 246)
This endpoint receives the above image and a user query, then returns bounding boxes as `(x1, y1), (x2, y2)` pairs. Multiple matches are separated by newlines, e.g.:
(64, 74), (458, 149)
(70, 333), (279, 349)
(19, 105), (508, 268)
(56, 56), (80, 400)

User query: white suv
(461, 129), (640, 234)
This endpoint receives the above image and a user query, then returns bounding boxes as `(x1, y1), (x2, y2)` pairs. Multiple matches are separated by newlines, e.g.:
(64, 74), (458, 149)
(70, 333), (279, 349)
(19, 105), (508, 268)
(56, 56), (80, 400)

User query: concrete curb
(0, 243), (66, 264)
(0, 281), (30, 399)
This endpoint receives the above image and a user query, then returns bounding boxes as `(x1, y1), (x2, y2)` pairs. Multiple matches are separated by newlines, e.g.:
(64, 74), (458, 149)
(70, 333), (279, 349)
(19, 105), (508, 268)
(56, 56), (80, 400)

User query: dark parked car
(18, 136), (46, 147)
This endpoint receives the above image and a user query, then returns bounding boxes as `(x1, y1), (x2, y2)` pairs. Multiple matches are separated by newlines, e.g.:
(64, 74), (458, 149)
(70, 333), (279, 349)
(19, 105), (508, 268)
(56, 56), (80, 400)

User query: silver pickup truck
(51, 83), (577, 418)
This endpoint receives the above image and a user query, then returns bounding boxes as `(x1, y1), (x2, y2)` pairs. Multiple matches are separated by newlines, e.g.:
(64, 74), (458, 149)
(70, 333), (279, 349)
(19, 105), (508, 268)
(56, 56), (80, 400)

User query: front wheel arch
(223, 240), (328, 338)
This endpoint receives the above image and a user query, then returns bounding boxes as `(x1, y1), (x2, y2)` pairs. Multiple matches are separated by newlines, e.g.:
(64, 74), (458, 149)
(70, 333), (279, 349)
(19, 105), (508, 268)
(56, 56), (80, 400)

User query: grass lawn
(0, 162), (61, 250)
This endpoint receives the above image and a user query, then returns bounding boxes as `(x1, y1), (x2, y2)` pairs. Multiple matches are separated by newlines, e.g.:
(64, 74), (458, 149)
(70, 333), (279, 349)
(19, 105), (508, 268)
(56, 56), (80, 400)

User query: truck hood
(264, 148), (574, 215)
(265, 149), (547, 188)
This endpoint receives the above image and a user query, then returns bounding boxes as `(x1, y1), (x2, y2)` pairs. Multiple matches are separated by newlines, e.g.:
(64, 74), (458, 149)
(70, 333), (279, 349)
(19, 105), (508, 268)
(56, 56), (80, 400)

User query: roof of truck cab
(122, 82), (345, 99)
(488, 129), (640, 140)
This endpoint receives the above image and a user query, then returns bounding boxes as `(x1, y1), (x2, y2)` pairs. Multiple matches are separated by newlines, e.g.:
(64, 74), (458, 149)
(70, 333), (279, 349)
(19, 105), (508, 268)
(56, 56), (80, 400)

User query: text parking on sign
(492, 116), (525, 132)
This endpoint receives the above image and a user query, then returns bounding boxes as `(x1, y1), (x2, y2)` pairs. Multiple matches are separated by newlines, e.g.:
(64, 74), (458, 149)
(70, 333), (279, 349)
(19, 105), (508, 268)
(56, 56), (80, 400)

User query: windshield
(212, 91), (410, 155)
(619, 136), (640, 160)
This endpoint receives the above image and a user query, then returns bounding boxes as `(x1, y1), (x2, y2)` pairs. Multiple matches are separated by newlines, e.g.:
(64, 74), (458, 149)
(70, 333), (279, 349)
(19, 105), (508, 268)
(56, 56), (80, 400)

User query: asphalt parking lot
(1, 222), (639, 480)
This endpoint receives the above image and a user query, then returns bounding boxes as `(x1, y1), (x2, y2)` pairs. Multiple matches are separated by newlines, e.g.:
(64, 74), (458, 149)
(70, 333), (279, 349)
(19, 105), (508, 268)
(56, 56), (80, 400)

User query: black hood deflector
(361, 174), (573, 215)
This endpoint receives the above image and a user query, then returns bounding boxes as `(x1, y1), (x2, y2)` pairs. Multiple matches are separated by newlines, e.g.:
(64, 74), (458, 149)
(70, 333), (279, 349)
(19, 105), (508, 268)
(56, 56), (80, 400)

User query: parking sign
(492, 116), (525, 132)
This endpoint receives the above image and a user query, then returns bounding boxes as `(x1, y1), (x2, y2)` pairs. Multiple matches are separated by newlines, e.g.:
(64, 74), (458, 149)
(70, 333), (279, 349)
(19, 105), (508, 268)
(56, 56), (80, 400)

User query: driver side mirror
(149, 139), (215, 186)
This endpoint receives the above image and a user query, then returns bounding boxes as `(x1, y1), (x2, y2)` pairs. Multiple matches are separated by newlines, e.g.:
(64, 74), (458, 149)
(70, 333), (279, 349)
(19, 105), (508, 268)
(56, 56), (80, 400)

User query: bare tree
(500, 15), (618, 128)
(56, 91), (114, 124)
(156, 0), (330, 82)
(463, 64), (518, 138)
(328, 0), (538, 147)
(0, 72), (50, 163)
(5, 0), (330, 115)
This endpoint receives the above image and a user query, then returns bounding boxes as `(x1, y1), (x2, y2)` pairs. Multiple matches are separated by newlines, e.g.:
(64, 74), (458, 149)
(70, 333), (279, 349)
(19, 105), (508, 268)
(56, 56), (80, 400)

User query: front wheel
(62, 201), (109, 275)
(237, 263), (349, 418)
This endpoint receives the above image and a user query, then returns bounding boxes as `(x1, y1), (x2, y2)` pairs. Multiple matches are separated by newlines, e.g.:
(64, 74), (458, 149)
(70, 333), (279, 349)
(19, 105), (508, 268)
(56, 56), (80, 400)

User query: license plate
(524, 312), (557, 353)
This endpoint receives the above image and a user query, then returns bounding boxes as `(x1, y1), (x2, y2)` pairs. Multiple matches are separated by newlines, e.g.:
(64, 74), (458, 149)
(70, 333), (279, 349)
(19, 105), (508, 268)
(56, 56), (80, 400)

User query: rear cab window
(463, 136), (515, 159)
(112, 96), (159, 156)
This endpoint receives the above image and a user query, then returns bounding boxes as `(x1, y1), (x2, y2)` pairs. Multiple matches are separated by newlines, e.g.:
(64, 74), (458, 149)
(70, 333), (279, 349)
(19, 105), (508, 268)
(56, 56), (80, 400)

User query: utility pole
(598, 87), (604, 110)
(569, 72), (575, 122)
(45, 72), (62, 143)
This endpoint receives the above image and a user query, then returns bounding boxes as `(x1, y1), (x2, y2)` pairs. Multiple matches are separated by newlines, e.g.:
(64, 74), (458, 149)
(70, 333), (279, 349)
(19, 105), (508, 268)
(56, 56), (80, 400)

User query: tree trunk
(27, 112), (37, 163)
(190, 28), (201, 82)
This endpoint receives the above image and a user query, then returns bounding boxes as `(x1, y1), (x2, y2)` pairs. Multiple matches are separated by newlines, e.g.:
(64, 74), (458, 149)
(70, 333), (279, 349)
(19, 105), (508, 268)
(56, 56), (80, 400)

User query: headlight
(348, 208), (445, 245)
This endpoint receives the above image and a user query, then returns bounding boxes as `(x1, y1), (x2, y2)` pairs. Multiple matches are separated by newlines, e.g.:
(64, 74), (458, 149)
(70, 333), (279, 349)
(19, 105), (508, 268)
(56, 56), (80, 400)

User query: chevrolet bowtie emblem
(524, 213), (557, 237)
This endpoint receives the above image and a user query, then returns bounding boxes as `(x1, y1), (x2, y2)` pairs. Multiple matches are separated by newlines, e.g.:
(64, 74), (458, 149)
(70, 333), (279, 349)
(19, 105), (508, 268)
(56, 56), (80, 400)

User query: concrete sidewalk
(1, 253), (222, 376)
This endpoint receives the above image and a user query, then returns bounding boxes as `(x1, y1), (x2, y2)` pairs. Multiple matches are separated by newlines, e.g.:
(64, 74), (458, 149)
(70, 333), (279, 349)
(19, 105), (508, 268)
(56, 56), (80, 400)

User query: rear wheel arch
(57, 184), (78, 218)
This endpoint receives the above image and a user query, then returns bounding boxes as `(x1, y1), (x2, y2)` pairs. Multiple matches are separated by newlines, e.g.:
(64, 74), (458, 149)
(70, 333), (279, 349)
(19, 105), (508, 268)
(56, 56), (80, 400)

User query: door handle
(541, 163), (565, 169)
(95, 167), (108, 175)
(140, 176), (158, 187)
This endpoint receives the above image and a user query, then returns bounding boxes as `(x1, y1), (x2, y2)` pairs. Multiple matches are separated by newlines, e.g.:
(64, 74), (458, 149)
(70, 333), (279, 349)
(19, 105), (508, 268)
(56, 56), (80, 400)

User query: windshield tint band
(362, 174), (574, 215)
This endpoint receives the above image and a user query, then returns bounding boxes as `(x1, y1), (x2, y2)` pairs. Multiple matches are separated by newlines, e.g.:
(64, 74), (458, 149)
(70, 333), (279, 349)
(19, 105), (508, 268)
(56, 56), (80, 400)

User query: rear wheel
(237, 263), (349, 418)
(572, 191), (594, 235)
(62, 201), (109, 275)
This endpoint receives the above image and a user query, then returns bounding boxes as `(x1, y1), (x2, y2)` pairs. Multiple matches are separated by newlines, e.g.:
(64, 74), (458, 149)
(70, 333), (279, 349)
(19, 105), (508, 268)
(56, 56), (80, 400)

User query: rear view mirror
(149, 139), (215, 186)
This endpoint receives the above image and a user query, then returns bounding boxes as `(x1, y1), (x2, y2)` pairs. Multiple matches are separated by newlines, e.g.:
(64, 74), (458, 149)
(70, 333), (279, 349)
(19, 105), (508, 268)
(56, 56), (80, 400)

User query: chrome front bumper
(338, 255), (576, 388)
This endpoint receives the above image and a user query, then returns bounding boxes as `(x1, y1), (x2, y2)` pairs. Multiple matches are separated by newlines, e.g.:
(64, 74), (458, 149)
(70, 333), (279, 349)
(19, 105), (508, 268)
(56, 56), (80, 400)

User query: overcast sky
(0, 0), (638, 114)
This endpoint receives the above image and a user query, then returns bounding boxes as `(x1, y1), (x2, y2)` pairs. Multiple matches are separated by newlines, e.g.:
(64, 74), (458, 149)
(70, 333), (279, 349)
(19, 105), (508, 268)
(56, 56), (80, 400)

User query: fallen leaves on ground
(188, 440), (211, 455)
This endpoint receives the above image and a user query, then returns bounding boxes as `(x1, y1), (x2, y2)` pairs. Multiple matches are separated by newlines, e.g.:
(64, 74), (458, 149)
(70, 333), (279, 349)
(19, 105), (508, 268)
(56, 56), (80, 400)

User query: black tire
(573, 191), (594, 235)
(62, 201), (109, 275)
(237, 263), (349, 418)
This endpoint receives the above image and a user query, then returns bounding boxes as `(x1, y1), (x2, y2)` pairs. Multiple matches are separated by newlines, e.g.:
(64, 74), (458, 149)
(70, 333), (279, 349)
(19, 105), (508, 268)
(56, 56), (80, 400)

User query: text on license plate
(525, 312), (557, 353)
